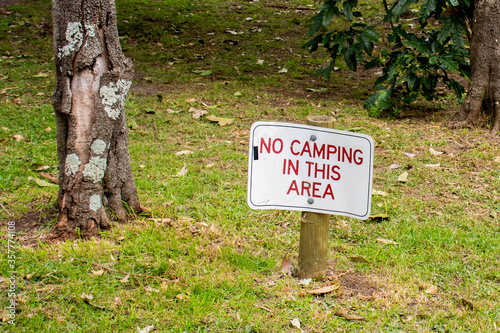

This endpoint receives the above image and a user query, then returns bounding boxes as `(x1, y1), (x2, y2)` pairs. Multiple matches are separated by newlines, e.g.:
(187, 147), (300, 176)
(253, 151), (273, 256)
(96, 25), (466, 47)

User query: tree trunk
(452, 0), (500, 133)
(51, 0), (141, 238)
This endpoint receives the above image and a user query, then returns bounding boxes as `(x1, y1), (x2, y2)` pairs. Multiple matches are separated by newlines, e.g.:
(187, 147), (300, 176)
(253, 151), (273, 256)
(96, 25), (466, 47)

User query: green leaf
(403, 39), (430, 54)
(392, 0), (415, 21)
(365, 88), (392, 117)
(363, 91), (380, 110)
(302, 34), (323, 52)
(206, 115), (234, 126)
(356, 34), (373, 55)
(192, 70), (212, 76)
(306, 13), (324, 38)
(322, 3), (340, 27)
(342, 0), (354, 21)
(35, 178), (57, 187)
(418, 0), (438, 26)
(364, 57), (380, 70)
(341, 45), (357, 71)
(438, 16), (465, 50)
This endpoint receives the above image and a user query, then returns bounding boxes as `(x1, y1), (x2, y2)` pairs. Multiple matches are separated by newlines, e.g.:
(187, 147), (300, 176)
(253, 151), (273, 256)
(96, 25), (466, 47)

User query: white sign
(247, 122), (374, 220)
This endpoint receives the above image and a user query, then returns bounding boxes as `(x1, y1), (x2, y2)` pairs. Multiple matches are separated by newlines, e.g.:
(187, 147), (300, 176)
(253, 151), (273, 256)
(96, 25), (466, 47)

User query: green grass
(1, 0), (500, 332)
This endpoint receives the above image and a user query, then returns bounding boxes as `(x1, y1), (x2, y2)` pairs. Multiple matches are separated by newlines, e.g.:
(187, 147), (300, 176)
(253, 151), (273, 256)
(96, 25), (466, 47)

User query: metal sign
(247, 122), (374, 220)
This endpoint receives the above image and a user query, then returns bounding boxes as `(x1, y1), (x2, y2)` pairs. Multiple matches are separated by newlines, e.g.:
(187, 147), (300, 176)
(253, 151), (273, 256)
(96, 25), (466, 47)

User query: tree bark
(451, 0), (500, 133)
(51, 0), (141, 238)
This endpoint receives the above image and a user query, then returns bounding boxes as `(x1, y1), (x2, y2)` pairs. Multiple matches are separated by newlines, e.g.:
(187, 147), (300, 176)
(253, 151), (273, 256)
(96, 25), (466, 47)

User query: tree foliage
(304, 0), (473, 116)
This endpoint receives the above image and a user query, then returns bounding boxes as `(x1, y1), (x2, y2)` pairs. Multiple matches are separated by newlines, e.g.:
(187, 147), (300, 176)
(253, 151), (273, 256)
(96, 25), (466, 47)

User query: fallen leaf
(307, 284), (339, 295)
(128, 120), (138, 130)
(10, 134), (26, 142)
(398, 171), (408, 183)
(177, 164), (188, 177)
(186, 98), (197, 104)
(306, 87), (328, 93)
(460, 298), (474, 311)
(33, 72), (49, 78)
(25, 273), (34, 280)
(120, 273), (130, 283)
(281, 256), (292, 275)
(404, 152), (416, 158)
(175, 150), (193, 156)
(278, 68), (288, 74)
(1, 308), (9, 322)
(188, 107), (207, 118)
(335, 308), (367, 321)
(234, 91), (242, 97)
(429, 147), (444, 156)
(45, 127), (52, 132)
(423, 163), (440, 168)
(290, 318), (301, 329)
(256, 59), (264, 65)
(369, 214), (389, 222)
(205, 163), (215, 168)
(167, 108), (181, 114)
(425, 285), (438, 294)
(34, 178), (57, 187)
(298, 278), (312, 286)
(144, 286), (159, 293)
(348, 255), (369, 263)
(389, 164), (400, 170)
(372, 189), (388, 196)
(137, 325), (154, 333)
(80, 293), (93, 302)
(39, 172), (58, 184)
(114, 297), (122, 306)
(192, 69), (212, 76)
(92, 269), (104, 276)
(376, 238), (399, 245)
(1, 127), (9, 131)
(206, 115), (234, 126)
(176, 293), (187, 300)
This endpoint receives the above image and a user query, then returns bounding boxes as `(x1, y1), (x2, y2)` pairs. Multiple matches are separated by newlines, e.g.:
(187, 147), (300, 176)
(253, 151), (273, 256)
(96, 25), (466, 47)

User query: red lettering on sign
(342, 147), (352, 163)
(313, 143), (325, 159)
(286, 180), (299, 195)
(285, 180), (336, 200)
(273, 139), (283, 154)
(290, 140), (300, 155)
(260, 138), (283, 154)
(283, 159), (299, 175)
(323, 184), (335, 199)
(300, 141), (311, 157)
(260, 138), (271, 154)
(312, 182), (321, 198)
(331, 165), (341, 181)
(301, 181), (311, 196)
(327, 145), (337, 159)
(354, 149), (363, 165)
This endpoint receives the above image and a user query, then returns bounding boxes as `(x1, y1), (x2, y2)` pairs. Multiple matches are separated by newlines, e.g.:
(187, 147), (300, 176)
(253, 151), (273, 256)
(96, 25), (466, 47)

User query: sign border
(247, 121), (374, 220)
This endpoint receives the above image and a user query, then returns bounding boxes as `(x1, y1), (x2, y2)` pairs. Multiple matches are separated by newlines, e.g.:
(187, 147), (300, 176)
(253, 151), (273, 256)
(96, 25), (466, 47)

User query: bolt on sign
(247, 122), (374, 220)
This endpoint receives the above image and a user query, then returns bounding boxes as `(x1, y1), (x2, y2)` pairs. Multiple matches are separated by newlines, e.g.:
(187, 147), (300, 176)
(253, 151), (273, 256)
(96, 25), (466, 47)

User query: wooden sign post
(247, 118), (374, 280)
(297, 116), (334, 279)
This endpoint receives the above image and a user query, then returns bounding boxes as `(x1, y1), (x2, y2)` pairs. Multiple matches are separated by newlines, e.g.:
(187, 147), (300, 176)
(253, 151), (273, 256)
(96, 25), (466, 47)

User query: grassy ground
(1, 0), (500, 332)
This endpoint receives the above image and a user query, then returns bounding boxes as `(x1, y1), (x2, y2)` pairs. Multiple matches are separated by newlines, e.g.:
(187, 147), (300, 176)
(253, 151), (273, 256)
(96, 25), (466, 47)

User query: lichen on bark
(51, 0), (142, 239)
